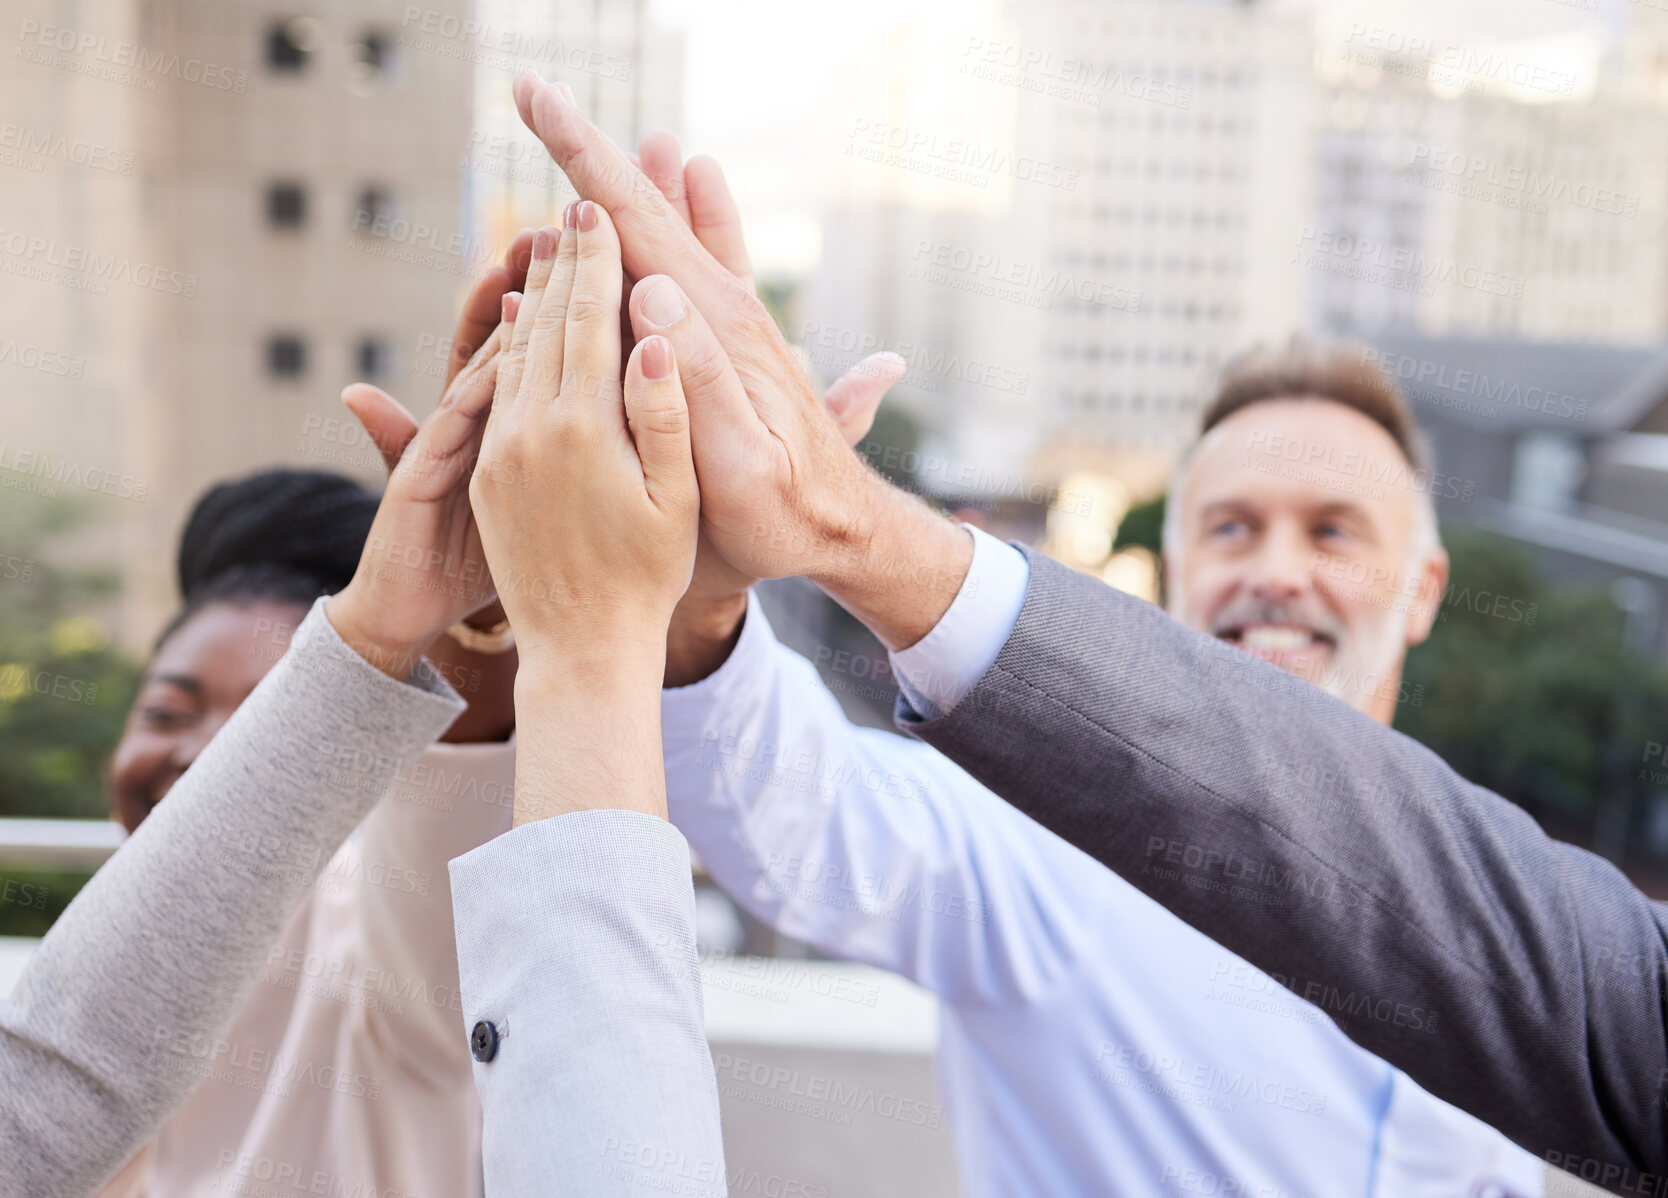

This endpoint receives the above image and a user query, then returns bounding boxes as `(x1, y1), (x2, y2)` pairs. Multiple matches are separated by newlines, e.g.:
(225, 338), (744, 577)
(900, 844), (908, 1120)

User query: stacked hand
(324, 79), (969, 829)
(327, 233), (533, 680)
(469, 201), (698, 823)
(512, 73), (973, 651)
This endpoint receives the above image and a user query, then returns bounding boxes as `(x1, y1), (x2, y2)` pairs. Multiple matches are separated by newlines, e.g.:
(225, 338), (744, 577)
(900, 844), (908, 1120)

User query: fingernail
(641, 335), (674, 380)
(576, 200), (598, 232)
(555, 82), (575, 105)
(532, 226), (557, 261)
(638, 276), (687, 327)
(502, 292), (520, 321)
(563, 201), (578, 229)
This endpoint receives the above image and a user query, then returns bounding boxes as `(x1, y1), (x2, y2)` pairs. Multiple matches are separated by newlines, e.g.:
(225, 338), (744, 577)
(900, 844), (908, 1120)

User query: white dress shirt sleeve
(660, 595), (1090, 1007)
(890, 525), (1029, 718)
(450, 811), (725, 1198)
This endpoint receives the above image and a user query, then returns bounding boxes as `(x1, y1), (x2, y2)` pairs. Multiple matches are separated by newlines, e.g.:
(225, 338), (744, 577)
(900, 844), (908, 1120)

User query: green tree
(1396, 529), (1668, 846)
(0, 498), (139, 821)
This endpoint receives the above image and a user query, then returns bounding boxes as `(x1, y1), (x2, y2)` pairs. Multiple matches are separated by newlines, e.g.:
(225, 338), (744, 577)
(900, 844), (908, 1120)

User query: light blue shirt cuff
(890, 525), (1029, 718)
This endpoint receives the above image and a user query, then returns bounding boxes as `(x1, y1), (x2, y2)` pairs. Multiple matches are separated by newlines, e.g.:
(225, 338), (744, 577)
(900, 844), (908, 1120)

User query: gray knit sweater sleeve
(0, 597), (465, 1198)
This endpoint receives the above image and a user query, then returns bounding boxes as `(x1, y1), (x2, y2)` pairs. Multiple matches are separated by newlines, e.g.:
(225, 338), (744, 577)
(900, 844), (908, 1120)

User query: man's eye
(1315, 523), (1347, 541)
(1211, 521), (1247, 537)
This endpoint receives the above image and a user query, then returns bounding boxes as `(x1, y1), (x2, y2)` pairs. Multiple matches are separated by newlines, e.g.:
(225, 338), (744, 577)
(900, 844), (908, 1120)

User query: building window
(352, 29), (392, 78)
(266, 335), (308, 379)
(355, 336), (390, 380)
(265, 17), (319, 72)
(352, 186), (394, 234)
(265, 182), (307, 228)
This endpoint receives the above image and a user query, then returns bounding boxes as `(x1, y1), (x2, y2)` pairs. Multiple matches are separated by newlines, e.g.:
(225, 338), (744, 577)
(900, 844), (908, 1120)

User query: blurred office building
(803, 0), (1314, 577)
(2, 0), (681, 649)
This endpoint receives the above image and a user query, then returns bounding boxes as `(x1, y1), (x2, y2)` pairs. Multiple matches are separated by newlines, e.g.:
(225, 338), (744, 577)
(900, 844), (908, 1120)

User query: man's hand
(514, 74), (966, 651)
(629, 130), (907, 682)
(470, 200), (699, 823)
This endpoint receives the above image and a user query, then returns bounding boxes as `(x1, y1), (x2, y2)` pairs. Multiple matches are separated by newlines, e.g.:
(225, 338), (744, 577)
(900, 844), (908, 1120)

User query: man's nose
(1246, 524), (1313, 602)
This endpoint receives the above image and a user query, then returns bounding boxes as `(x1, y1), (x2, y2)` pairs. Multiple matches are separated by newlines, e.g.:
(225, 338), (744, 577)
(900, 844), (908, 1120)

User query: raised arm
(663, 593), (1091, 1006)
(0, 254), (534, 1197)
(452, 198), (723, 1196)
(896, 549), (1668, 1192)
(0, 601), (464, 1198)
(509, 72), (1668, 1194)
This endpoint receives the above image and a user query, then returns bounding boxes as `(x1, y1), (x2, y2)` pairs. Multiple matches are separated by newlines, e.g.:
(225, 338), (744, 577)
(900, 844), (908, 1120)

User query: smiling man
(1162, 337), (1448, 725)
(659, 334), (1547, 1196)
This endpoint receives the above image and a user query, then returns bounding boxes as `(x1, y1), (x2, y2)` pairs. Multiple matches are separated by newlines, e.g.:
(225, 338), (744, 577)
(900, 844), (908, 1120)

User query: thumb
(622, 335), (696, 515)
(342, 384), (420, 475)
(822, 352), (905, 447)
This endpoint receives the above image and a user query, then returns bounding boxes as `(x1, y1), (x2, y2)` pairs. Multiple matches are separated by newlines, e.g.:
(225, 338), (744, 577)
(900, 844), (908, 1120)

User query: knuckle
(678, 343), (730, 396)
(631, 399), (689, 438)
(564, 294), (611, 327)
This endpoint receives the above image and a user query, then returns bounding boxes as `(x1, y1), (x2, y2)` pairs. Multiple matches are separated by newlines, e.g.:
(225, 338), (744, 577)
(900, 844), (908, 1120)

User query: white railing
(0, 818), (126, 870)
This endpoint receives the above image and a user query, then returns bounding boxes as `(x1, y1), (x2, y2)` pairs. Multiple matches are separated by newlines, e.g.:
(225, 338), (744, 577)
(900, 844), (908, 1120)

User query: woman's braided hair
(157, 468), (379, 648)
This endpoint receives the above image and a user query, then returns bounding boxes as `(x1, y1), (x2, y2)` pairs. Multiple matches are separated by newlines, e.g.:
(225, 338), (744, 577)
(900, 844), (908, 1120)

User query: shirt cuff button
(470, 1019), (500, 1062)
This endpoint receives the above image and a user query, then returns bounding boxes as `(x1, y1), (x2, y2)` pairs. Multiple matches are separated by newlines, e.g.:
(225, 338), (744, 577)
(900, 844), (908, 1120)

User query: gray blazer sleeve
(0, 597), (465, 1198)
(450, 810), (726, 1198)
(896, 547), (1668, 1196)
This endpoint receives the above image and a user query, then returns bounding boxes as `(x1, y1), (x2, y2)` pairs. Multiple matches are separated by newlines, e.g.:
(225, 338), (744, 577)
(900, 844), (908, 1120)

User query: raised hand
(514, 77), (950, 647)
(331, 232), (534, 726)
(470, 200), (699, 822)
(327, 317), (508, 679)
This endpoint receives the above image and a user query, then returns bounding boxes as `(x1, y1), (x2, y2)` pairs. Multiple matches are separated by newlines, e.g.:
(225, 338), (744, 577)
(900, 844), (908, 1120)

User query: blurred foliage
(1114, 494), (1166, 555)
(0, 866), (96, 938)
(1396, 529), (1668, 831)
(0, 498), (139, 821)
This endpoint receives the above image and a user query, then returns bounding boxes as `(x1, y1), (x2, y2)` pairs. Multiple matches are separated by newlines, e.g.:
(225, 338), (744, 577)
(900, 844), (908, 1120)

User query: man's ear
(1405, 547), (1450, 647)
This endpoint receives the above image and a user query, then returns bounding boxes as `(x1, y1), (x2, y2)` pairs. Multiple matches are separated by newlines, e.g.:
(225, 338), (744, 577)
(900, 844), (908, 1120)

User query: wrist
(325, 587), (430, 680)
(665, 590), (748, 688)
(511, 654), (668, 826)
(810, 483), (973, 650)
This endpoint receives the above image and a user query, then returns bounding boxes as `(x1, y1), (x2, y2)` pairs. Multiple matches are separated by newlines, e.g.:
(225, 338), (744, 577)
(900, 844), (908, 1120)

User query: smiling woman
(88, 465), (519, 1198)
(109, 470), (378, 832)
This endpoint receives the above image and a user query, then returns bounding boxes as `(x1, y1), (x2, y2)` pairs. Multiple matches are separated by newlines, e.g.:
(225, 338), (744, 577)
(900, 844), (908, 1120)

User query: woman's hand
(471, 200), (699, 823)
(326, 235), (537, 678)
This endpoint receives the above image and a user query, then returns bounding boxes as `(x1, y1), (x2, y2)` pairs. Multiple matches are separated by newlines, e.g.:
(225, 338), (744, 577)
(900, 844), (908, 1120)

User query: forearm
(663, 595), (1082, 1001)
(0, 598), (463, 1198)
(901, 549), (1668, 1189)
(452, 812), (724, 1197)
(512, 652), (668, 826)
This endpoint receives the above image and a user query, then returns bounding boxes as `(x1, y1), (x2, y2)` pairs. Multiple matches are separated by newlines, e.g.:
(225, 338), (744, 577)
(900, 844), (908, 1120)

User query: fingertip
(870, 351), (908, 380)
(640, 334), (675, 381)
(502, 291), (522, 322)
